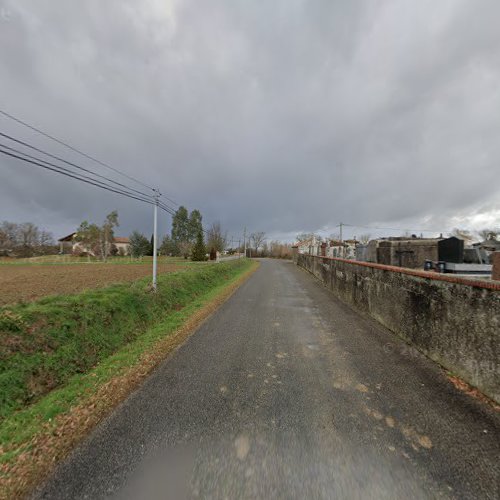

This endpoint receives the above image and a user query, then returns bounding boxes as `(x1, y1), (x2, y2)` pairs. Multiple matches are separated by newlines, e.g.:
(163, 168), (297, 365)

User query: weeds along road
(33, 259), (500, 499)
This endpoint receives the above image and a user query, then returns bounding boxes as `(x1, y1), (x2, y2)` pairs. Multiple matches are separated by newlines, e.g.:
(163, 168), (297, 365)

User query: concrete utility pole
(243, 227), (247, 258)
(152, 189), (159, 291)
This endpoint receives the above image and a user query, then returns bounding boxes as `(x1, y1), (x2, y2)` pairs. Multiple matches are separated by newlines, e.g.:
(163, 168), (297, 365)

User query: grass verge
(0, 259), (258, 499)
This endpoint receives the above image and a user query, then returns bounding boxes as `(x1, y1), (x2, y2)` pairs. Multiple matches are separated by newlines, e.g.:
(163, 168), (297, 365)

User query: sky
(1, 0), (499, 243)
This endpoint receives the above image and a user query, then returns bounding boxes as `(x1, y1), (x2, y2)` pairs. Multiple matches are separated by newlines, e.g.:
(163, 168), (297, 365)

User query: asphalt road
(34, 259), (500, 499)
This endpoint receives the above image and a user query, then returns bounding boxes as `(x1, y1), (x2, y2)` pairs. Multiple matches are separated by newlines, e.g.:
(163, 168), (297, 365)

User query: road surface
(34, 259), (500, 499)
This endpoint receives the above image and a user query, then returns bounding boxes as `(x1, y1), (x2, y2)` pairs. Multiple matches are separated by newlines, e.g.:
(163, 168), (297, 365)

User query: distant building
(296, 236), (320, 255)
(474, 238), (500, 252)
(326, 239), (343, 258)
(58, 233), (130, 256)
(472, 239), (500, 263)
(376, 237), (440, 269)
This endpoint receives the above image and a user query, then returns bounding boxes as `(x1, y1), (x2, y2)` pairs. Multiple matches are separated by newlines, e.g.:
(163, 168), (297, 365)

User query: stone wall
(493, 252), (500, 281)
(297, 254), (500, 403)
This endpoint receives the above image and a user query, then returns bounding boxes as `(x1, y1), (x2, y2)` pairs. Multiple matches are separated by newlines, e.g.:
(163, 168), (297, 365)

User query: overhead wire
(0, 143), (156, 204)
(0, 108), (155, 191)
(0, 146), (157, 206)
(0, 110), (239, 243)
(0, 146), (219, 241)
(0, 145), (215, 238)
(0, 109), (185, 208)
(0, 131), (154, 200)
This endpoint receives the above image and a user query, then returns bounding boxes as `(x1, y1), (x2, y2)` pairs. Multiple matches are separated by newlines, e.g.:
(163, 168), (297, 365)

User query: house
(296, 236), (358, 259)
(322, 239), (357, 259)
(58, 233), (130, 256)
(296, 236), (320, 255)
(113, 237), (131, 255)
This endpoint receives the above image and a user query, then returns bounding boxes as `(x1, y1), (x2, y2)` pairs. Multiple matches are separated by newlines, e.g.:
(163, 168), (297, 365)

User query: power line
(0, 131), (154, 200)
(0, 147), (158, 207)
(0, 142), (156, 204)
(0, 119), (229, 238)
(159, 193), (179, 208)
(0, 146), (181, 224)
(0, 143), (212, 236)
(0, 108), (155, 191)
(0, 110), (241, 288)
(0, 109), (185, 210)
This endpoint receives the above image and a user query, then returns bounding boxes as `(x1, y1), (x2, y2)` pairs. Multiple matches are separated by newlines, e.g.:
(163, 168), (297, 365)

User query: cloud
(1, 0), (499, 242)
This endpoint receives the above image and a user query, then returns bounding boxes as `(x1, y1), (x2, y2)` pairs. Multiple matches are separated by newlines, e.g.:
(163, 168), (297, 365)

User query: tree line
(245, 232), (292, 258)
(130, 206), (228, 261)
(0, 221), (56, 257)
(1, 210), (296, 261)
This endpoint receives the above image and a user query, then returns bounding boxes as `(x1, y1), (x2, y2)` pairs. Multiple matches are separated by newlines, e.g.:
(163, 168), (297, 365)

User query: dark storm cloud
(1, 0), (499, 241)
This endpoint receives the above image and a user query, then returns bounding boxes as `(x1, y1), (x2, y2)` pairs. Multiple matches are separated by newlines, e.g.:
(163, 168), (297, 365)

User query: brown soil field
(0, 263), (184, 306)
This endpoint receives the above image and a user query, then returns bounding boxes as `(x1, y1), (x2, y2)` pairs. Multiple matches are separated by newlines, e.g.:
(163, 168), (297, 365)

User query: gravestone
(438, 237), (464, 263)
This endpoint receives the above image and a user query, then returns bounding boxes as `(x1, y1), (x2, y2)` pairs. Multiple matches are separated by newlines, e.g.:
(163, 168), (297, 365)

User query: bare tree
(250, 232), (266, 256)
(0, 221), (55, 257)
(269, 240), (292, 259)
(206, 221), (227, 253)
(450, 228), (474, 242)
(0, 221), (17, 252)
(39, 230), (54, 247)
(178, 240), (193, 259)
(296, 232), (320, 242)
(477, 228), (499, 241)
(359, 233), (371, 244)
(19, 222), (39, 249)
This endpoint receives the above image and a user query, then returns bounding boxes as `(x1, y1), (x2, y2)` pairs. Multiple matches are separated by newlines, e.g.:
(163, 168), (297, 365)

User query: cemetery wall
(493, 252), (500, 281)
(296, 253), (500, 403)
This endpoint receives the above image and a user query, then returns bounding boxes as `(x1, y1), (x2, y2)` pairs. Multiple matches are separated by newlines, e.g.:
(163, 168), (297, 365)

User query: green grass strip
(0, 259), (255, 460)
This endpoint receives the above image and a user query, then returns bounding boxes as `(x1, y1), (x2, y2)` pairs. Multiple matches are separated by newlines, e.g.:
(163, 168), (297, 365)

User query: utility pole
(238, 239), (241, 258)
(243, 227), (247, 258)
(152, 189), (159, 290)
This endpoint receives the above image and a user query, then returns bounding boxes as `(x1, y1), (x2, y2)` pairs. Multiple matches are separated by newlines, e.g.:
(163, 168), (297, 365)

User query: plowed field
(0, 262), (184, 305)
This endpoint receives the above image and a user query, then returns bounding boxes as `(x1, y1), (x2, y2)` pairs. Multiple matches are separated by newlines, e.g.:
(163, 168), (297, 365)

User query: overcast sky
(1, 0), (499, 242)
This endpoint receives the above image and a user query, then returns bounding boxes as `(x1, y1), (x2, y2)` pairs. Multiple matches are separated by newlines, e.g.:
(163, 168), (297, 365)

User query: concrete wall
(297, 254), (500, 403)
